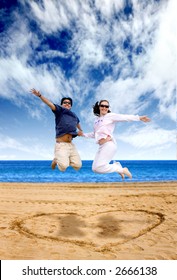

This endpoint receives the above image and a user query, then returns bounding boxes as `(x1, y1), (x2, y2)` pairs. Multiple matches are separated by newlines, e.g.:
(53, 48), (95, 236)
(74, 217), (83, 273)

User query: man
(30, 88), (82, 172)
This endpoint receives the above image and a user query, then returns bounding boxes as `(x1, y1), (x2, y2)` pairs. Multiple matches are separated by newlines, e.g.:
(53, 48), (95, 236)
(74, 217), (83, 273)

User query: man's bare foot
(51, 158), (57, 170)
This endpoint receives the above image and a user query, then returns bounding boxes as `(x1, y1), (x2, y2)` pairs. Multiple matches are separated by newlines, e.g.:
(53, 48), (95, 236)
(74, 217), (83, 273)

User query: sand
(0, 181), (176, 260)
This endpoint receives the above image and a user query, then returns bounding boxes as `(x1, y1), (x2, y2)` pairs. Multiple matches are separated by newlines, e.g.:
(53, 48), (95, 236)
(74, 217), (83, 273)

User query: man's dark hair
(61, 97), (73, 106)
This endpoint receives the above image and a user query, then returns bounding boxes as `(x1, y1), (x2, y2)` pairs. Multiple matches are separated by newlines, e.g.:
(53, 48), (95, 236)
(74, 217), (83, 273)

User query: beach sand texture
(0, 182), (176, 260)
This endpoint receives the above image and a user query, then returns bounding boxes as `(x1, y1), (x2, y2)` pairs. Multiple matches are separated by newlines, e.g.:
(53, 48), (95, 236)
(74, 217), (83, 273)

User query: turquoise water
(0, 160), (177, 183)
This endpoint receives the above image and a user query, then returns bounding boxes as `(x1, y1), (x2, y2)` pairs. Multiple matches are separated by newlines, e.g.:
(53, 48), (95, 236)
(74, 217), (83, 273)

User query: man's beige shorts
(54, 142), (82, 171)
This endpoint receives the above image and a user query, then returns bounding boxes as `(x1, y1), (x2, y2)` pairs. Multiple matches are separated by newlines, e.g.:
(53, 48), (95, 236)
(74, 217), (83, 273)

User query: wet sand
(0, 182), (176, 260)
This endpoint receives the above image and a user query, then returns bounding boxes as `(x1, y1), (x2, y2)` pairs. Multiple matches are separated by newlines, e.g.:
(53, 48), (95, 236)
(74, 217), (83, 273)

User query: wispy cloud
(0, 133), (52, 159)
(118, 125), (176, 148)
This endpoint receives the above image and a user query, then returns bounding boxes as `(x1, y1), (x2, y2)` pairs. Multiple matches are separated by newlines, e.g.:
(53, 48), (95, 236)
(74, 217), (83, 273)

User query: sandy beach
(0, 181), (176, 260)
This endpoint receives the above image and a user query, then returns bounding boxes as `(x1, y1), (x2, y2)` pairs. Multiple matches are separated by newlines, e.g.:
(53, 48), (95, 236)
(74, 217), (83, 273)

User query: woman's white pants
(92, 141), (123, 174)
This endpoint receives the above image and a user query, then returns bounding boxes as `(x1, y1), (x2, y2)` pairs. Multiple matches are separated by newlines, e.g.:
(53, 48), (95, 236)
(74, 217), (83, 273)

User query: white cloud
(118, 124), (176, 149)
(95, 0), (124, 18)
(94, 77), (146, 113)
(0, 57), (51, 96)
(0, 133), (53, 159)
(0, 154), (17, 160)
(113, 122), (176, 160)
(29, 0), (70, 33)
(78, 39), (106, 66)
(143, 0), (176, 120)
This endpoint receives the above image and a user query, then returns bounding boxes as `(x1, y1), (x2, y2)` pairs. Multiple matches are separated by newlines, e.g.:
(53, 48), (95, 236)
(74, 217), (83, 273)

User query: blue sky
(0, 0), (176, 160)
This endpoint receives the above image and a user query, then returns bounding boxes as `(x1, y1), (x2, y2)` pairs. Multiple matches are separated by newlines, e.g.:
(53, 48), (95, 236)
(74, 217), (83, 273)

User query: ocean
(0, 160), (176, 183)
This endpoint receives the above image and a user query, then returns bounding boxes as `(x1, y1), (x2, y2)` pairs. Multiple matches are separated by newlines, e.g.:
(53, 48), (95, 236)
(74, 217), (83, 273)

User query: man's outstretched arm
(30, 88), (56, 111)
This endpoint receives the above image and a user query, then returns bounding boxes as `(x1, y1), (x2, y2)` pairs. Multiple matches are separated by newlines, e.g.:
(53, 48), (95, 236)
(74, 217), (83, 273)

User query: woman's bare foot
(118, 172), (125, 180)
(114, 161), (125, 180)
(123, 167), (132, 179)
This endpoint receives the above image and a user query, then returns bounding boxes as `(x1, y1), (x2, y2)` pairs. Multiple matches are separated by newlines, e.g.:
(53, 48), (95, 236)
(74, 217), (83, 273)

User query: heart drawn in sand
(14, 210), (164, 250)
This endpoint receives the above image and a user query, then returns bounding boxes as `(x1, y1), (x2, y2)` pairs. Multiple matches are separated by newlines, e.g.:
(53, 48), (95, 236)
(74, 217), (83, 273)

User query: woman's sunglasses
(99, 104), (109, 108)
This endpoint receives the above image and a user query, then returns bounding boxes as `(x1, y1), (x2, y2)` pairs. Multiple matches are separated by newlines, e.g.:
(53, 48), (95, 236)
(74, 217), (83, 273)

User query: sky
(0, 0), (176, 161)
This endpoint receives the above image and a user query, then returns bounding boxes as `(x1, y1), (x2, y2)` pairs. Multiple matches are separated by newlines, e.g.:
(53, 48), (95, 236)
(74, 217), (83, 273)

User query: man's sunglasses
(99, 104), (109, 108)
(63, 101), (71, 105)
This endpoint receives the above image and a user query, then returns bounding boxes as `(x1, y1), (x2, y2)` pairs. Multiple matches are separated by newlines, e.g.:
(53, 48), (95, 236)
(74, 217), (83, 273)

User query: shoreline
(0, 182), (176, 260)
(0, 180), (177, 185)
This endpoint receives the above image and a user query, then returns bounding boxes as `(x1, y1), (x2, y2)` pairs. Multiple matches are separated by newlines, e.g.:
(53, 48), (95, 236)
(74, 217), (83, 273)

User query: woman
(81, 100), (150, 179)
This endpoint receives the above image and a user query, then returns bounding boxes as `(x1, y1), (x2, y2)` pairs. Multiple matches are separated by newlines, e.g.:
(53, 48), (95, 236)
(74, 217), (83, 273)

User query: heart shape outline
(12, 209), (164, 252)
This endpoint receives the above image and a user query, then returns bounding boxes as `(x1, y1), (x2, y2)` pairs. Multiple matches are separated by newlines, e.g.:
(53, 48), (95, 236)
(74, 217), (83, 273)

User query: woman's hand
(139, 116), (151, 122)
(98, 135), (112, 145)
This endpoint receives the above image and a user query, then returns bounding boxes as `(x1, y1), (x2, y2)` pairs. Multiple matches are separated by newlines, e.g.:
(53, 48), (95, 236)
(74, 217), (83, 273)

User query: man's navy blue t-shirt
(52, 104), (79, 138)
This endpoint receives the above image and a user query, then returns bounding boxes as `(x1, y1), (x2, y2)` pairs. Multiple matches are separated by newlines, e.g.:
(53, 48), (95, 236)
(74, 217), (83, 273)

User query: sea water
(0, 160), (177, 183)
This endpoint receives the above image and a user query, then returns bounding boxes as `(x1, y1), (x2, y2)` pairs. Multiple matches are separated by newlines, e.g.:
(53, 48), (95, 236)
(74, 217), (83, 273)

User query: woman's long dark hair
(93, 100), (111, 116)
